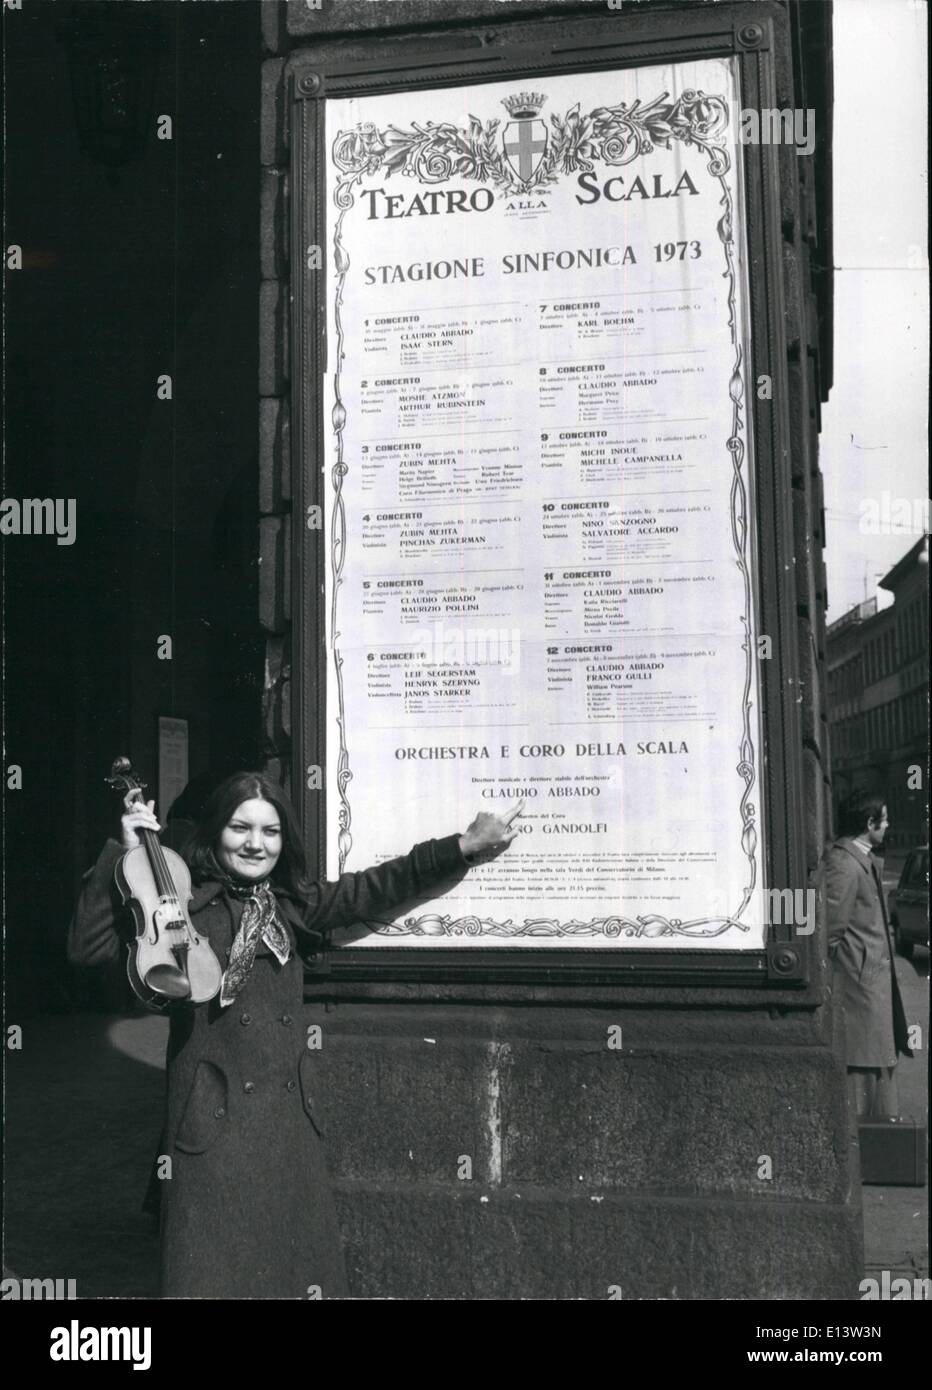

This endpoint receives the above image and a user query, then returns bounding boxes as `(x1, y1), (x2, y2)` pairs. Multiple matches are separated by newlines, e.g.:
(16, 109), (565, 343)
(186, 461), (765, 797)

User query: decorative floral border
(331, 90), (730, 197)
(326, 86), (759, 942)
(366, 912), (750, 941)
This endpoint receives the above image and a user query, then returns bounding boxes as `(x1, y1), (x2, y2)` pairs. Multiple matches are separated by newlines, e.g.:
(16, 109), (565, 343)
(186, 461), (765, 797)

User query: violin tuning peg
(105, 756), (145, 792)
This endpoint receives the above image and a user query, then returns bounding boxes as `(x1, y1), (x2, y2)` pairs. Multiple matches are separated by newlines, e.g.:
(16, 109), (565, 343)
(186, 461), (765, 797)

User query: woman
(69, 770), (521, 1298)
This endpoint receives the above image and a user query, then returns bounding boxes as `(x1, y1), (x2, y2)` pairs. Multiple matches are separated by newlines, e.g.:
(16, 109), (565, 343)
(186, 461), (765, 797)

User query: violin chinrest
(143, 962), (192, 999)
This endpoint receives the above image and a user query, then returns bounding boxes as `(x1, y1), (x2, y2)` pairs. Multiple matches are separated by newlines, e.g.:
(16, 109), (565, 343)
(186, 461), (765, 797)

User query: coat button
(281, 1014), (293, 1026)
(240, 1013), (252, 1026)
(286, 1080), (296, 1091)
(244, 1082), (255, 1094)
(214, 1106), (226, 1118)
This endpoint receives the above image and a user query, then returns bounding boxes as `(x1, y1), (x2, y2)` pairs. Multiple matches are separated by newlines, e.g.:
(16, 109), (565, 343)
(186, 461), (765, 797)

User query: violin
(106, 756), (223, 1009)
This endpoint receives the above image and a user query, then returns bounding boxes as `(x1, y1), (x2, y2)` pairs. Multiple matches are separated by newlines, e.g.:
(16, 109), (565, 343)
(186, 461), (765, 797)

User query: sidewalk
(4, 1012), (165, 1298)
(861, 947), (929, 1287)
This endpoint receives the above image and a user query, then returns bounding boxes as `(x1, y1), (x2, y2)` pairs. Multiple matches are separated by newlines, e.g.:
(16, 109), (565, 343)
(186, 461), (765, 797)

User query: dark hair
(186, 771), (309, 896)
(167, 768), (236, 822)
(838, 790), (887, 838)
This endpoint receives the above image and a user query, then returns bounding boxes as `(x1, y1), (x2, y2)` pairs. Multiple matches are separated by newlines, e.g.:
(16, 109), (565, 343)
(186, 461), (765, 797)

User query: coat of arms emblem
(501, 92), (548, 184)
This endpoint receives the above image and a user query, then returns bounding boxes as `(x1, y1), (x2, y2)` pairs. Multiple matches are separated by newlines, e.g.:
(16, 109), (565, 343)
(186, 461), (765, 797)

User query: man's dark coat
(824, 836), (912, 1067)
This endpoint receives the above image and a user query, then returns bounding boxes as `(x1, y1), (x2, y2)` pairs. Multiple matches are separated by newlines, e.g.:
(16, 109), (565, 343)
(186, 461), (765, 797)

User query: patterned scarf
(218, 878), (291, 1007)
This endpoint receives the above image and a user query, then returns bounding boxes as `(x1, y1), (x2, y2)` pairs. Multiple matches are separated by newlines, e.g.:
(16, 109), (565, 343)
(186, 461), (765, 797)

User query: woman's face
(217, 798), (283, 883)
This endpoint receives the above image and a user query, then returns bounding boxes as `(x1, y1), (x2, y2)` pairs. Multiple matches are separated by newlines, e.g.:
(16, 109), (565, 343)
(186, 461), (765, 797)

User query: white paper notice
(322, 57), (768, 949)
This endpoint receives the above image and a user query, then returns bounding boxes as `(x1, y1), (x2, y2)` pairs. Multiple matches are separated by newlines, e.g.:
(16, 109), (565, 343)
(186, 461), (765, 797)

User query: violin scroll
(105, 756), (147, 797)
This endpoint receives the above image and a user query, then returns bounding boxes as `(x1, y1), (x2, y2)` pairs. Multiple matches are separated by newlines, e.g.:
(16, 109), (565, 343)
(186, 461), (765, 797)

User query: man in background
(825, 791), (913, 1119)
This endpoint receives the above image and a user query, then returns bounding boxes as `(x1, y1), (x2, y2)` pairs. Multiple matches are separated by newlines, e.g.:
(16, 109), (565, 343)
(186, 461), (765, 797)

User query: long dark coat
(69, 833), (467, 1298)
(824, 837), (912, 1067)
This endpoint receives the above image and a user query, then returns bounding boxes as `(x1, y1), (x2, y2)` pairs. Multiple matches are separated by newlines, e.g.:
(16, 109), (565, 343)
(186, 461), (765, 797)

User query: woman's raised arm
(297, 802), (523, 939)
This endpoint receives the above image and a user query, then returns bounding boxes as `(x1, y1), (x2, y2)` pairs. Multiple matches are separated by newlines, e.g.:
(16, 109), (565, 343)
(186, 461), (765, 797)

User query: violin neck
(139, 825), (176, 898)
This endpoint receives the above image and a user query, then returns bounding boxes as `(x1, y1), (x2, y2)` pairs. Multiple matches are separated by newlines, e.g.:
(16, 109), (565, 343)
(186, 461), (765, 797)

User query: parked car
(889, 846), (929, 959)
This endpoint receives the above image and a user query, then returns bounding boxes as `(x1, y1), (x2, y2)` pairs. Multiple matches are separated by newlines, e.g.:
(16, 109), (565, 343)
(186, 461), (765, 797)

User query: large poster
(322, 57), (767, 949)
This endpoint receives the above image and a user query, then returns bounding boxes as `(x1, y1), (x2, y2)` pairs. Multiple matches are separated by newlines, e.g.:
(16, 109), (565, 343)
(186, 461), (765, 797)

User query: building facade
(6, 0), (867, 1300)
(827, 537), (930, 852)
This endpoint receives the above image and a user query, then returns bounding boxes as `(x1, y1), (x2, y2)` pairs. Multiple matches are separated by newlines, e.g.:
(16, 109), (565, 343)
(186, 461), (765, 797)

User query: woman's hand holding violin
(120, 793), (162, 849)
(458, 799), (524, 866)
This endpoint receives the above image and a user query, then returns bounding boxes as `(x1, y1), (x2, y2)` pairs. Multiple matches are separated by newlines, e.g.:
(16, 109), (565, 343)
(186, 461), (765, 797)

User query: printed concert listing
(323, 58), (767, 950)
